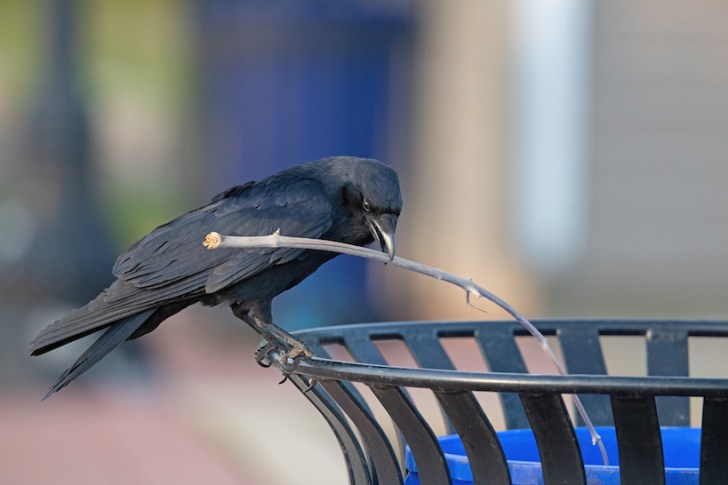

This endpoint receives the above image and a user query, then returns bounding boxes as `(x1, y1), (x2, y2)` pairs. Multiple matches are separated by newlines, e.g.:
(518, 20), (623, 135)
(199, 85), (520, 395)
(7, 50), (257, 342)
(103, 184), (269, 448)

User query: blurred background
(2, 0), (728, 483)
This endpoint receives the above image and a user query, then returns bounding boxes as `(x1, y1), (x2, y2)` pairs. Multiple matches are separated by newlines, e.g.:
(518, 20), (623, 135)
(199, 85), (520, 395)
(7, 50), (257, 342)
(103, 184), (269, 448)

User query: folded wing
(30, 178), (333, 355)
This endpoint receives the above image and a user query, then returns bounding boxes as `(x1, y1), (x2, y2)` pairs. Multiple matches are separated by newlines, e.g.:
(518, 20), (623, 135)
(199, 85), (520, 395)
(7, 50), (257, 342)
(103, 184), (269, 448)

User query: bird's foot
(276, 374), (317, 392)
(254, 340), (278, 367)
(277, 337), (313, 364)
(302, 377), (318, 393)
(254, 328), (314, 371)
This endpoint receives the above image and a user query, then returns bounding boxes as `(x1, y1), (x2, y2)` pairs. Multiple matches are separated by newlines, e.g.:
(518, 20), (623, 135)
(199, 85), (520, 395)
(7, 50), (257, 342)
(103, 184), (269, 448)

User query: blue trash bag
(405, 427), (700, 485)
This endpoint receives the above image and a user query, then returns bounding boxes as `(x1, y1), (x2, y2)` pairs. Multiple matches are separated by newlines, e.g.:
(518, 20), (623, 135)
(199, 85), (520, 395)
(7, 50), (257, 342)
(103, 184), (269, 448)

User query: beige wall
(379, 0), (728, 321)
(377, 0), (542, 320)
(551, 0), (728, 317)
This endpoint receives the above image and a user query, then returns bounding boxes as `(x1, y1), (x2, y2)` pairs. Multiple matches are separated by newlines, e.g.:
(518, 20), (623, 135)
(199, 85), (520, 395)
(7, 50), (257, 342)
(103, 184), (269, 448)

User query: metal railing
(277, 320), (728, 484)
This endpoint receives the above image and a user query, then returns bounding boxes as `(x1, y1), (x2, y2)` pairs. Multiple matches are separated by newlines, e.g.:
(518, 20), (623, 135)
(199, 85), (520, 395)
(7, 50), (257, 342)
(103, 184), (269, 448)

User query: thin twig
(204, 231), (609, 465)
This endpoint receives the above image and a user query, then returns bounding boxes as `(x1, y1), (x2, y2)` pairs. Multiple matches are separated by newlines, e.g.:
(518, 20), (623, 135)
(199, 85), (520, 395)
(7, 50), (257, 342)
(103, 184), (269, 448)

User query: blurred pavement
(5, 307), (346, 485)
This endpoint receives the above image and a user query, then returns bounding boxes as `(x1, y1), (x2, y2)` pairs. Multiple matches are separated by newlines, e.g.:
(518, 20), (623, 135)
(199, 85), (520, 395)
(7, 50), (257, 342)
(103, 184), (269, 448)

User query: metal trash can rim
(280, 319), (728, 484)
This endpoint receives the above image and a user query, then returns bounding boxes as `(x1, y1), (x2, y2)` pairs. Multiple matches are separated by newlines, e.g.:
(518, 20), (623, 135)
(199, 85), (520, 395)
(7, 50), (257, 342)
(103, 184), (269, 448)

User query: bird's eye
(362, 200), (371, 212)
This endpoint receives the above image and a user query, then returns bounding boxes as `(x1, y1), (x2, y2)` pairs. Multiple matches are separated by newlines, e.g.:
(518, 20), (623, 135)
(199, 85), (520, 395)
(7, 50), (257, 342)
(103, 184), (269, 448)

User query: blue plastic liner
(404, 427), (700, 484)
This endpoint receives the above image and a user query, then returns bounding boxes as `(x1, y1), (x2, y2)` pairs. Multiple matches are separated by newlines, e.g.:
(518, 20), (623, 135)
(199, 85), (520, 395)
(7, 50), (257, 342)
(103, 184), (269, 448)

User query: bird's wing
(31, 179), (334, 355)
(112, 178), (334, 291)
(203, 208), (330, 293)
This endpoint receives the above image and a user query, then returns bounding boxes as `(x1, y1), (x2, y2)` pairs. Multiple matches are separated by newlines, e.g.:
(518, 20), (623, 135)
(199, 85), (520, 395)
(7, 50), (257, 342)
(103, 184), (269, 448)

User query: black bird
(31, 156), (402, 398)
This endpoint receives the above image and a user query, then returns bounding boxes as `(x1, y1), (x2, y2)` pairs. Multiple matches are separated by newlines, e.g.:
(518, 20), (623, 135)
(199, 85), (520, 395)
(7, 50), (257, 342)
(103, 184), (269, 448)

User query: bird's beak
(368, 213), (397, 261)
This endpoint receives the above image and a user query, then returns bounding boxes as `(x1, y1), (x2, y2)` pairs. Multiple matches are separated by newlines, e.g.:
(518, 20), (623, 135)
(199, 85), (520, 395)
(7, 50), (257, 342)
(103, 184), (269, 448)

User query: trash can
(280, 320), (728, 484)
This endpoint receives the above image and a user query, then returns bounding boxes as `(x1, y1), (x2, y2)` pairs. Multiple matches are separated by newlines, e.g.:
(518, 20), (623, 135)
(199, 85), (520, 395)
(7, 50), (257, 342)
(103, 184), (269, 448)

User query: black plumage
(31, 156), (402, 398)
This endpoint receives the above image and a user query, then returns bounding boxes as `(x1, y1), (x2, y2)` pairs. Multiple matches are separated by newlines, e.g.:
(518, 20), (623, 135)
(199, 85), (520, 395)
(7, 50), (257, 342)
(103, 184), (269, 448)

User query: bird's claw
(254, 334), (314, 371)
(302, 377), (318, 393)
(254, 340), (278, 367)
(277, 340), (313, 364)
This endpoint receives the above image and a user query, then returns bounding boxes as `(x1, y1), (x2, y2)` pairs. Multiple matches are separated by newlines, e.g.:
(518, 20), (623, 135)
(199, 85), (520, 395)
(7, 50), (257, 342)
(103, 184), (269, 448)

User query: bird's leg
(231, 301), (313, 368)
(231, 303), (279, 366)
(230, 302), (275, 366)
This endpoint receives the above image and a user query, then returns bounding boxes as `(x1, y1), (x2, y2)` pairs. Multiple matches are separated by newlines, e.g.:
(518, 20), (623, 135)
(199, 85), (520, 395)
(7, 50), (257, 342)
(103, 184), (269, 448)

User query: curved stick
(204, 231), (608, 464)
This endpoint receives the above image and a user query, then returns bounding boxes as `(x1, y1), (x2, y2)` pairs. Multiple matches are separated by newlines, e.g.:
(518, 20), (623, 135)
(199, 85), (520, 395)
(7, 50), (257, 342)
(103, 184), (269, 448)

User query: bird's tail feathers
(42, 309), (155, 400)
(30, 281), (155, 356)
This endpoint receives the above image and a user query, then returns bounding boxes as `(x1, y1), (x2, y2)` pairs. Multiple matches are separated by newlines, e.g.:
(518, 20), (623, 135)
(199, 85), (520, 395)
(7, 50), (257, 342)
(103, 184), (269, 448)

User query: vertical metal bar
(520, 393), (586, 484)
(475, 326), (530, 429)
(559, 324), (614, 426)
(434, 390), (511, 484)
(308, 341), (376, 419)
(402, 330), (456, 369)
(700, 397), (728, 484)
(370, 386), (451, 485)
(320, 381), (403, 485)
(289, 375), (372, 485)
(345, 337), (407, 462)
(611, 395), (665, 485)
(646, 327), (690, 425)
(344, 336), (391, 366)
(403, 330), (458, 434)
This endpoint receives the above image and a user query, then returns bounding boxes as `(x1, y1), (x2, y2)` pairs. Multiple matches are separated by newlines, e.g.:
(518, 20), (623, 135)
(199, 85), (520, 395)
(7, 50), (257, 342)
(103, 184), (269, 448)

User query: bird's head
(325, 157), (402, 260)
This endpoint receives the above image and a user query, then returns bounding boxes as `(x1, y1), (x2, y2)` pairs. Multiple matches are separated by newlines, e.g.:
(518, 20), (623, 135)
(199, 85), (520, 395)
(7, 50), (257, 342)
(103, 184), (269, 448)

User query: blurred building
(194, 0), (414, 329)
(0, 0), (727, 368)
(389, 0), (728, 321)
(2, 2), (728, 484)
(551, 0), (728, 318)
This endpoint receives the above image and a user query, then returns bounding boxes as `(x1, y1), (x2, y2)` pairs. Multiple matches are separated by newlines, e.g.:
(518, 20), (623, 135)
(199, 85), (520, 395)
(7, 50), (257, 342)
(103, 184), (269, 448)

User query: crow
(30, 156), (402, 398)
